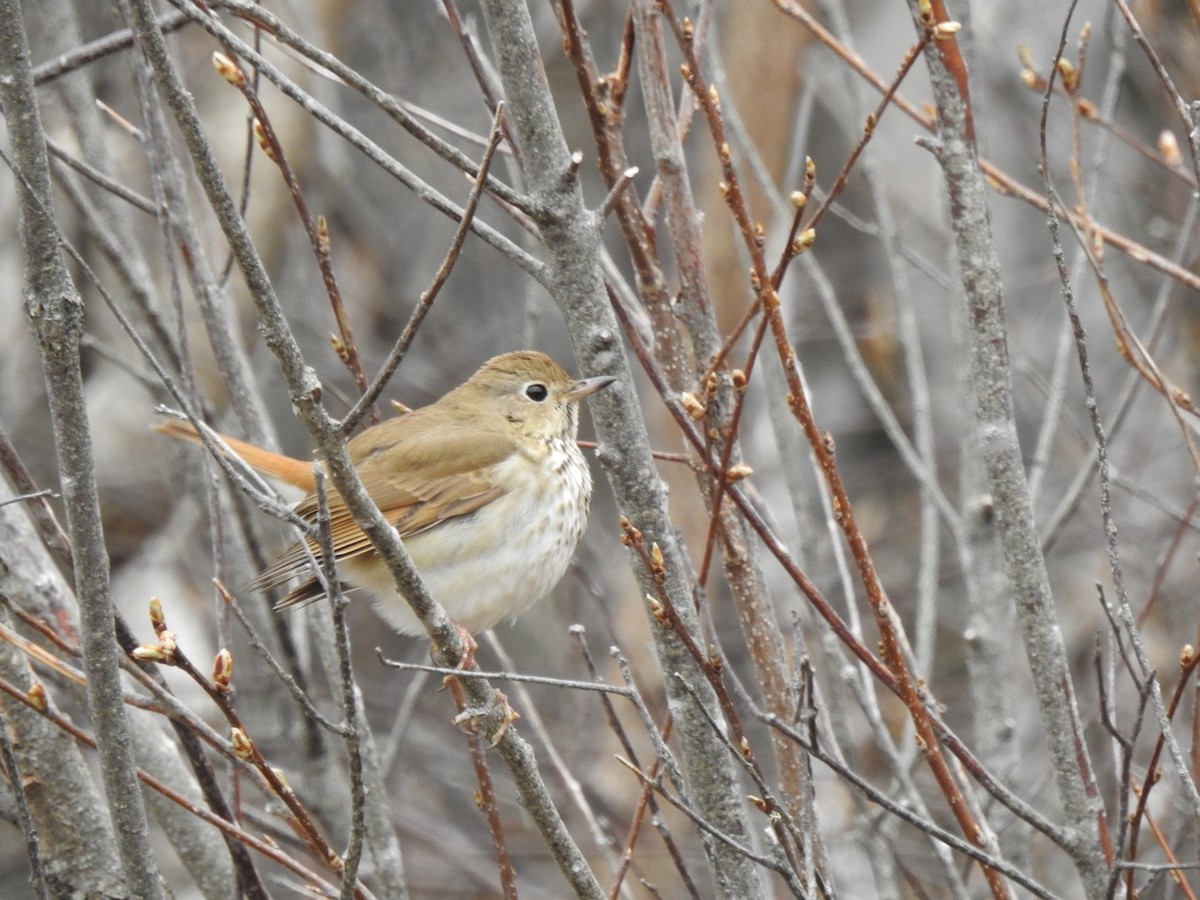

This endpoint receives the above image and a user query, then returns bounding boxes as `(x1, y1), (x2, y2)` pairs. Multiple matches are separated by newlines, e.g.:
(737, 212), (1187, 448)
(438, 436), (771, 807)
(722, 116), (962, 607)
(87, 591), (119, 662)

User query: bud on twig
(1159, 130), (1181, 167)
(149, 597), (165, 635)
(253, 119), (277, 161)
(232, 727), (254, 761)
(680, 392), (707, 420)
(1056, 59), (1079, 92)
(133, 633), (177, 672)
(792, 228), (817, 255)
(649, 543), (665, 576)
(619, 515), (642, 545)
(330, 333), (351, 365)
(646, 594), (667, 625)
(317, 215), (331, 253)
(133, 643), (171, 664)
(158, 630), (177, 664)
(27, 682), (47, 711)
(212, 649), (234, 693)
(725, 463), (753, 483)
(211, 51), (245, 87)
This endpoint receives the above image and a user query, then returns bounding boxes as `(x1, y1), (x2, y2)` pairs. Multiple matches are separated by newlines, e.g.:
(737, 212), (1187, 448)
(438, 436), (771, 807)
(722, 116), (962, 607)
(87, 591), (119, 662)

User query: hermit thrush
(157, 351), (614, 636)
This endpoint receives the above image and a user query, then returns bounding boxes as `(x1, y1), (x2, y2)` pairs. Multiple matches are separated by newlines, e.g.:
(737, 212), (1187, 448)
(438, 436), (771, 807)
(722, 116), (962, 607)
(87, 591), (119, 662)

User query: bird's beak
(564, 374), (616, 401)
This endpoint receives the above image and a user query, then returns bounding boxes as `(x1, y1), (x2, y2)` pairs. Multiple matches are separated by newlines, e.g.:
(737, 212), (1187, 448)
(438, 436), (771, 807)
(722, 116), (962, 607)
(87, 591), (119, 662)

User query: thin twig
(0, 671), (361, 898)
(136, 601), (360, 892)
(1039, 0), (1200, 857)
(212, 49), (372, 411)
(570, 629), (698, 900)
(340, 103), (507, 435)
(31, 8), (191, 84)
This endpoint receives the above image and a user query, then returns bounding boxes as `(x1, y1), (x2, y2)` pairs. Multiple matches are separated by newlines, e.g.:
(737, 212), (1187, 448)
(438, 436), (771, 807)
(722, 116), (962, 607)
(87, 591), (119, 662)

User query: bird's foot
(452, 689), (520, 747)
(436, 624), (517, 745)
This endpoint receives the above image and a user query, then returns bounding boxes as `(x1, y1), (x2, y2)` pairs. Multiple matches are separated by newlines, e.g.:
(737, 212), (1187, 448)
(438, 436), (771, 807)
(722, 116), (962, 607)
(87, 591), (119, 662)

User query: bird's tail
(153, 418), (316, 491)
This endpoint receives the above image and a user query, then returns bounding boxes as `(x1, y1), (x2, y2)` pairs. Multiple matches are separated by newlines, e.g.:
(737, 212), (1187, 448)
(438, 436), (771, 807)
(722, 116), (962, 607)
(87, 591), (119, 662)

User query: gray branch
(475, 0), (763, 895)
(907, 5), (1108, 896)
(0, 2), (164, 895)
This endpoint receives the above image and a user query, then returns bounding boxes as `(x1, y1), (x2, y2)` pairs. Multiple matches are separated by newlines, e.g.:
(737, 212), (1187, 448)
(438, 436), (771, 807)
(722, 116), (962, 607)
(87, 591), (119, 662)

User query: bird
(156, 351), (615, 638)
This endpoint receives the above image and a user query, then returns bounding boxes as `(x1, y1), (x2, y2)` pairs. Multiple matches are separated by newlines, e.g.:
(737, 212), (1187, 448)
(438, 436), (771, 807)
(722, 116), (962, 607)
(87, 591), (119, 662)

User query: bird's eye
(524, 382), (549, 402)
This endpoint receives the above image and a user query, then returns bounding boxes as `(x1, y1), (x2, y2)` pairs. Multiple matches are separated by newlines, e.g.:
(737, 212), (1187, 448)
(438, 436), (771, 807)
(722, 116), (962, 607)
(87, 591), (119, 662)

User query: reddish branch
(209, 48), (373, 419)
(0, 669), (358, 898)
(769, 0), (1200, 294)
(654, 2), (1013, 895)
(133, 601), (362, 892)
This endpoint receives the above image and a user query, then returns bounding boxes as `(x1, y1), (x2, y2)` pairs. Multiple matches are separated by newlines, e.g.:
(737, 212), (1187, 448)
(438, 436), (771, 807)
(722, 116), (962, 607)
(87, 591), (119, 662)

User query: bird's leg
(453, 623), (477, 671)
(432, 622), (478, 671)
(437, 626), (519, 746)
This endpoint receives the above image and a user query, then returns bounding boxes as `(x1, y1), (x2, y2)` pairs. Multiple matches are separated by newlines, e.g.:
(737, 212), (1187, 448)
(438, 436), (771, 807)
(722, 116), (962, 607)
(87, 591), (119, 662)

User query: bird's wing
(315, 465), (508, 559)
(255, 417), (515, 598)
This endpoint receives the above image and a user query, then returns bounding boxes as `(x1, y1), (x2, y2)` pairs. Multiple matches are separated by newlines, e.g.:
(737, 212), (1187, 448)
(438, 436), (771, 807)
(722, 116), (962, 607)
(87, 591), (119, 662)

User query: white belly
(342, 446), (591, 636)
